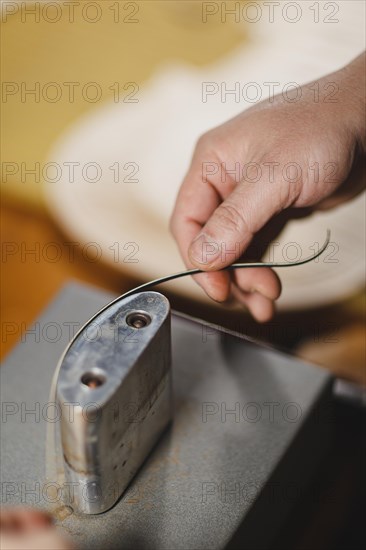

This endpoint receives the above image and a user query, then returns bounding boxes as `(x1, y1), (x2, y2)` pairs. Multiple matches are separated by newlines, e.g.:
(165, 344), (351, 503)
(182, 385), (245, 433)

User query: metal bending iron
(56, 291), (171, 514)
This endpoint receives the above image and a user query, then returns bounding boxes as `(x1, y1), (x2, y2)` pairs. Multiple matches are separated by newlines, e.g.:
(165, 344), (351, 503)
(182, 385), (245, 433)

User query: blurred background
(1, 2), (365, 548)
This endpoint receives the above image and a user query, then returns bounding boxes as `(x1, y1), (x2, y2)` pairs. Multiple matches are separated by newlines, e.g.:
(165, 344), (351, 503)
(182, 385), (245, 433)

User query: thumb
(188, 180), (287, 269)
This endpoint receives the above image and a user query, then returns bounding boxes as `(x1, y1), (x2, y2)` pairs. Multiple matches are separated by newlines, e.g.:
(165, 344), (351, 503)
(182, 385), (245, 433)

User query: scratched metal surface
(1, 282), (332, 549)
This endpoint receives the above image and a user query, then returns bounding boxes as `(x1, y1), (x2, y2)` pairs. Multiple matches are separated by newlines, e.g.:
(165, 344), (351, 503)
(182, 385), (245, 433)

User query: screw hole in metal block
(81, 372), (106, 389)
(126, 311), (151, 329)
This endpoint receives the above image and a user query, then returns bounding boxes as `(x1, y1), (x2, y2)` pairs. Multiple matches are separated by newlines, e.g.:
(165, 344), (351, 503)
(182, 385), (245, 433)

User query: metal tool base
(1, 282), (333, 549)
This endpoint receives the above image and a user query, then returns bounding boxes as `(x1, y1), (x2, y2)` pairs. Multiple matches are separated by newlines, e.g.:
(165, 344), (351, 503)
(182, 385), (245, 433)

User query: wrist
(336, 53), (366, 154)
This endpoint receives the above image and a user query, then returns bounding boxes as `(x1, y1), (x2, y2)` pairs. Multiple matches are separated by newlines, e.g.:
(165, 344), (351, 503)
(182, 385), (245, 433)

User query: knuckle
(196, 132), (206, 144)
(214, 203), (247, 236)
(195, 129), (217, 152)
(278, 183), (293, 209)
(195, 133), (208, 152)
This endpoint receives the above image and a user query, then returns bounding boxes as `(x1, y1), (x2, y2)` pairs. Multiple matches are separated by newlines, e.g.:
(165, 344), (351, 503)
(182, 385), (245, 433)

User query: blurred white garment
(44, 0), (366, 310)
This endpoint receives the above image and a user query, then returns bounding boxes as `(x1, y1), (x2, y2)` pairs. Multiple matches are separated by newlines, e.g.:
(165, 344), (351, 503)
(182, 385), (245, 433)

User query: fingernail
(189, 234), (220, 266)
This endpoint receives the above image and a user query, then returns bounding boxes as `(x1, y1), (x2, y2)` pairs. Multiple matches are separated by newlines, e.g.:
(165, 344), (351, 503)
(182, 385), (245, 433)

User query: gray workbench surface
(1, 283), (333, 549)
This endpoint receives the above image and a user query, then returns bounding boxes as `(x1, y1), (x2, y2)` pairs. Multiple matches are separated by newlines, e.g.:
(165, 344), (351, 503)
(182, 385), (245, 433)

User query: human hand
(170, 53), (365, 321)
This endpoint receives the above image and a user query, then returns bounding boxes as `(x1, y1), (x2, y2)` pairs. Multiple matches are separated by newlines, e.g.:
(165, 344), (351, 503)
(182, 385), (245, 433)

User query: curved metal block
(56, 291), (171, 514)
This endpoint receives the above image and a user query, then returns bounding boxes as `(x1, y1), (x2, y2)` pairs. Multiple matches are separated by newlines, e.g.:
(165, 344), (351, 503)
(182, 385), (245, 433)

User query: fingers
(231, 266), (281, 322)
(187, 179), (284, 270)
(170, 153), (232, 302)
(171, 207), (231, 302)
(170, 135), (286, 315)
(0, 508), (53, 533)
(231, 283), (276, 323)
(233, 265), (282, 301)
(0, 507), (75, 550)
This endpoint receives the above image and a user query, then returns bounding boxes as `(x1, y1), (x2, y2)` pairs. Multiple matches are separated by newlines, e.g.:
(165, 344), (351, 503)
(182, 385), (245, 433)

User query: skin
(0, 507), (74, 550)
(170, 53), (366, 322)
